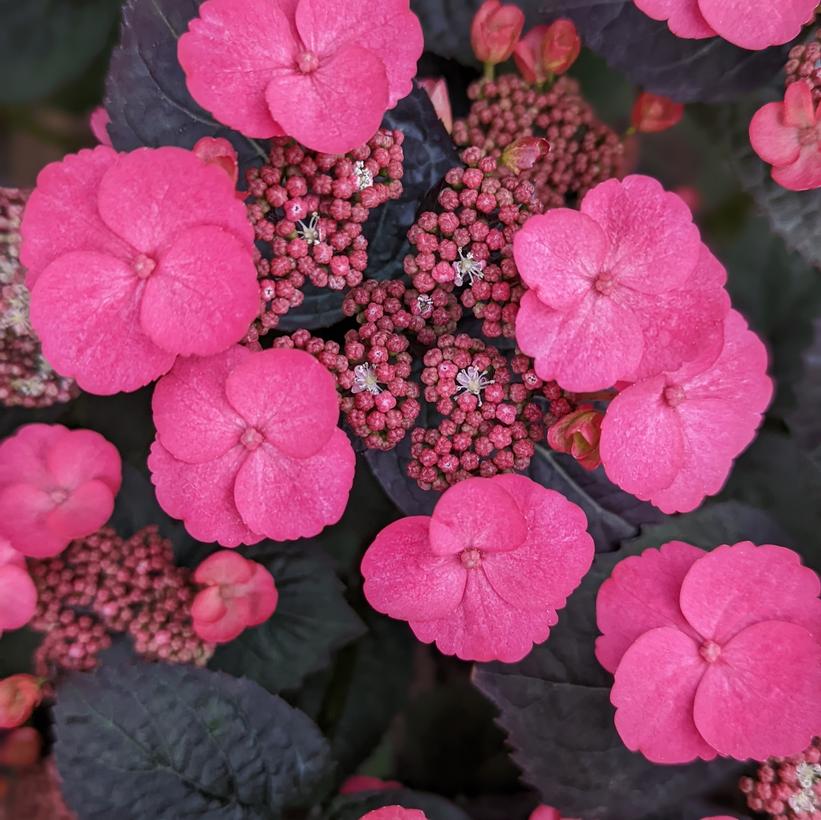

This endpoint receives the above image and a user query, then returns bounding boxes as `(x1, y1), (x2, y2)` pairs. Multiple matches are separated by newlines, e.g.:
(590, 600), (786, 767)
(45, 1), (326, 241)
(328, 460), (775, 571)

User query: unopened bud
(471, 0), (525, 65)
(631, 92), (684, 134)
(547, 404), (603, 470)
(0, 675), (43, 729)
(501, 137), (550, 173)
(541, 19), (581, 76)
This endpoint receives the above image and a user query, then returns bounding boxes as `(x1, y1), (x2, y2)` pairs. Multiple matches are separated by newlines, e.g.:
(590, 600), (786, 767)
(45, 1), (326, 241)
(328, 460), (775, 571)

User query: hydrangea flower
(632, 0), (817, 50)
(359, 809), (427, 820)
(0, 674), (43, 729)
(362, 475), (594, 662)
(514, 176), (729, 392)
(178, 0), (423, 153)
(599, 310), (772, 513)
(0, 424), (121, 558)
(0, 539), (36, 638)
(596, 541), (821, 763)
(749, 82), (821, 192)
(149, 345), (355, 546)
(20, 146), (258, 395)
(191, 551), (278, 643)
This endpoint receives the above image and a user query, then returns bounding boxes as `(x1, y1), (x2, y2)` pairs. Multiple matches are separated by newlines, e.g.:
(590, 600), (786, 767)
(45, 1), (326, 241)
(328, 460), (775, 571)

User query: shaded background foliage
(0, 0), (818, 818)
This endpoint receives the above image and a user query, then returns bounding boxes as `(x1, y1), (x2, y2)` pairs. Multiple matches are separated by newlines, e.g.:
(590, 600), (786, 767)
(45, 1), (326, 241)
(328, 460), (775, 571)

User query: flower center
(455, 366), (494, 406)
(134, 253), (156, 279)
(460, 548), (482, 569)
(452, 248), (486, 287)
(240, 427), (264, 450)
(699, 640), (721, 664)
(297, 51), (319, 74)
(351, 363), (382, 395)
(663, 384), (686, 407)
(593, 272), (615, 295)
(49, 488), (69, 505)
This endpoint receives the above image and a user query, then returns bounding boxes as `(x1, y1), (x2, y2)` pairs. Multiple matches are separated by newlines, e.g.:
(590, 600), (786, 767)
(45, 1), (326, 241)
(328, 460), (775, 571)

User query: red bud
(547, 405), (603, 470)
(514, 26), (550, 84)
(471, 0), (525, 65)
(0, 727), (42, 769)
(501, 137), (550, 173)
(0, 675), (42, 729)
(541, 19), (581, 76)
(419, 77), (453, 134)
(631, 92), (684, 133)
(193, 137), (240, 188)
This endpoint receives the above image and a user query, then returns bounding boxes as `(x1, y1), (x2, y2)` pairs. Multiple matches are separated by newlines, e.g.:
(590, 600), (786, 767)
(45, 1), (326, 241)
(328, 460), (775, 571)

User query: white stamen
(296, 212), (323, 245)
(352, 363), (382, 395)
(353, 160), (374, 191)
(455, 366), (494, 406)
(452, 247), (486, 287)
(788, 788), (818, 814)
(797, 761), (821, 790)
(416, 294), (433, 315)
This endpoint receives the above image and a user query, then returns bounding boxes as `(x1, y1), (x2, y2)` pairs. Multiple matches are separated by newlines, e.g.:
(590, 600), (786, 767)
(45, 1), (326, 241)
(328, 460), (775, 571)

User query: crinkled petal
(611, 626), (715, 764)
(0, 424), (64, 488)
(225, 348), (339, 458)
(513, 210), (606, 309)
(152, 347), (250, 464)
(0, 484), (64, 557)
(772, 144), (821, 192)
(19, 146), (129, 287)
(194, 550), (254, 586)
(46, 429), (121, 494)
(148, 440), (263, 548)
(233, 429), (354, 541)
(697, 0), (817, 50)
(632, 0), (717, 38)
(178, 0), (295, 139)
(361, 516), (468, 621)
(45, 480), (115, 542)
(428, 477), (527, 556)
(29, 251), (175, 394)
(140, 225), (258, 357)
(694, 621), (821, 760)
(0, 565), (37, 632)
(580, 176), (700, 293)
(596, 541), (705, 673)
(265, 44), (389, 154)
(679, 542), (821, 645)
(749, 102), (802, 167)
(410, 569), (554, 662)
(599, 376), (685, 498)
(483, 474), (593, 612)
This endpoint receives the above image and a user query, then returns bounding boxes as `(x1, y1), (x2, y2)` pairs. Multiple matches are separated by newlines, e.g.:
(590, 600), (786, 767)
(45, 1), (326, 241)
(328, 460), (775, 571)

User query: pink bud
(339, 775), (403, 795)
(514, 26), (551, 84)
(192, 137), (240, 188)
(547, 405), (604, 470)
(541, 19), (581, 76)
(89, 107), (112, 147)
(0, 675), (43, 729)
(501, 137), (550, 174)
(418, 77), (453, 134)
(0, 726), (42, 768)
(631, 92), (684, 133)
(471, 0), (525, 65)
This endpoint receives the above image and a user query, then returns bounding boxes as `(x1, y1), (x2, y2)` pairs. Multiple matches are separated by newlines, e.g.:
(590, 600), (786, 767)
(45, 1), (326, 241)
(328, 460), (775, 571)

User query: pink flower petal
(244, 563), (278, 625)
(139, 225), (258, 356)
(428, 477), (527, 556)
(177, 0), (294, 139)
(772, 143), (821, 192)
(361, 516), (468, 621)
(233, 429), (354, 541)
(697, 0), (817, 50)
(29, 251), (175, 394)
(596, 541), (705, 673)
(482, 474), (594, 612)
(0, 565), (37, 632)
(580, 176), (701, 293)
(0, 484), (65, 558)
(45, 430), (121, 494)
(410, 569), (554, 662)
(611, 626), (716, 764)
(191, 585), (228, 623)
(225, 348), (340, 459)
(599, 375), (685, 498)
(265, 43), (389, 154)
(193, 550), (254, 586)
(194, 595), (253, 643)
(19, 146), (129, 287)
(0, 539), (24, 570)
(152, 347), (250, 465)
(632, 0), (717, 38)
(678, 542), (821, 645)
(44, 480), (115, 542)
(749, 102), (802, 167)
(783, 81), (817, 129)
(513, 210), (607, 309)
(0, 424), (64, 489)
(694, 621), (821, 760)
(360, 809), (428, 820)
(89, 107), (112, 146)
(148, 440), (263, 548)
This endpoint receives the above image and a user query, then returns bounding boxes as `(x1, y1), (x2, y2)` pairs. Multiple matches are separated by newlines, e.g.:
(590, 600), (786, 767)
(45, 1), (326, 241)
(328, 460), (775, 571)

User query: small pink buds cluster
(404, 147), (543, 339)
(28, 526), (212, 676)
(785, 28), (821, 106)
(740, 739), (821, 820)
(244, 130), (404, 341)
(0, 188), (76, 408)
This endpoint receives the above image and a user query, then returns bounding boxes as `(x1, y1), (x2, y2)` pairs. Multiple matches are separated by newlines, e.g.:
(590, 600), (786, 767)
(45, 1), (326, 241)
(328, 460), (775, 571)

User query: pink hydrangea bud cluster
(785, 28), (821, 106)
(0, 188), (76, 408)
(28, 527), (212, 676)
(404, 147), (543, 339)
(740, 738), (821, 819)
(243, 130), (404, 341)
(452, 75), (624, 207)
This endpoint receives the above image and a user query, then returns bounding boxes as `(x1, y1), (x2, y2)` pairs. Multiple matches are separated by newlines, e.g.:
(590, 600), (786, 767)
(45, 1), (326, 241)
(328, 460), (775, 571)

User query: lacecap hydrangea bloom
(150, 346), (355, 546)
(178, 0), (422, 153)
(0, 424), (121, 558)
(632, 0), (817, 50)
(597, 541), (821, 763)
(21, 146), (258, 394)
(362, 475), (593, 662)
(0, 539), (36, 638)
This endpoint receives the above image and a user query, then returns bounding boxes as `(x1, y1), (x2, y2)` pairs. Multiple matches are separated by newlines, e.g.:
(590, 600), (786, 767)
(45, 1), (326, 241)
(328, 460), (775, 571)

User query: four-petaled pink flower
(599, 310), (772, 514)
(597, 541), (821, 763)
(20, 146), (258, 395)
(632, 0), (817, 51)
(0, 539), (36, 638)
(191, 550), (278, 643)
(362, 475), (594, 662)
(178, 0), (423, 154)
(149, 345), (355, 546)
(749, 81), (821, 193)
(0, 424), (121, 558)
(514, 175), (729, 392)
(359, 808), (427, 820)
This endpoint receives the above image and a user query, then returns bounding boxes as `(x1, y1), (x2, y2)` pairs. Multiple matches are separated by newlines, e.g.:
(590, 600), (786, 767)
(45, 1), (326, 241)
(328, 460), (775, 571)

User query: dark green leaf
(786, 317), (821, 451)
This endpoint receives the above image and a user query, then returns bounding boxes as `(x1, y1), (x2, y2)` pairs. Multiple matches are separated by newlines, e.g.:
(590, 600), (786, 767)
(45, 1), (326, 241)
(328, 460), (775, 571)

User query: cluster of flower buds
(28, 527), (213, 675)
(740, 738), (821, 819)
(0, 188), (77, 408)
(244, 130), (404, 340)
(785, 28), (821, 106)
